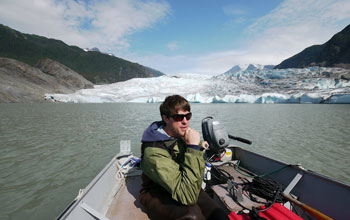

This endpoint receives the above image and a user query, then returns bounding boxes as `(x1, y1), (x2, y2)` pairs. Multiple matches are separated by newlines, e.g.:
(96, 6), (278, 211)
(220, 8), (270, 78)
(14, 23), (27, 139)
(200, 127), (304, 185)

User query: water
(0, 103), (349, 220)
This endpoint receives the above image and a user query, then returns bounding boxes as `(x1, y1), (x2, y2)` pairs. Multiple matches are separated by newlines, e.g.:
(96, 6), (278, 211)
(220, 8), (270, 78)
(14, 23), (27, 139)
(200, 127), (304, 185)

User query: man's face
(163, 109), (190, 138)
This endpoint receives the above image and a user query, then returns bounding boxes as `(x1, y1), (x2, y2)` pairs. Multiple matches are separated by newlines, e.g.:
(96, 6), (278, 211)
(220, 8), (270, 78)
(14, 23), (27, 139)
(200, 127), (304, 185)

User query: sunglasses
(169, 112), (192, 122)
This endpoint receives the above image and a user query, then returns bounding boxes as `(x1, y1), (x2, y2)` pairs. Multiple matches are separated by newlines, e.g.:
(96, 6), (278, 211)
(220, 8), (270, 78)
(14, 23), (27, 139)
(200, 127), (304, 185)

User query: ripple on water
(0, 103), (349, 220)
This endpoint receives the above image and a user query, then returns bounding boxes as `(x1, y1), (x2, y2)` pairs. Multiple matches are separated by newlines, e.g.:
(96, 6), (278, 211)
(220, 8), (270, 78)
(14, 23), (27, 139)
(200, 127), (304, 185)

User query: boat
(56, 117), (350, 220)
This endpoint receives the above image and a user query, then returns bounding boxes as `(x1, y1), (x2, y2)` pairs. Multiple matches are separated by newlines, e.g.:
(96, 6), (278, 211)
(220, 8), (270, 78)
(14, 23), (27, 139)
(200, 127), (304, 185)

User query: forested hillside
(0, 24), (163, 84)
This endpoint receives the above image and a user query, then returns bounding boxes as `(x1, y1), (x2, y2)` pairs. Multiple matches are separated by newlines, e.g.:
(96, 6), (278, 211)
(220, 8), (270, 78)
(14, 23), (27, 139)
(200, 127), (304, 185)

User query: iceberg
(46, 66), (350, 104)
(325, 94), (350, 103)
(255, 93), (289, 104)
(185, 93), (210, 103)
(300, 93), (324, 104)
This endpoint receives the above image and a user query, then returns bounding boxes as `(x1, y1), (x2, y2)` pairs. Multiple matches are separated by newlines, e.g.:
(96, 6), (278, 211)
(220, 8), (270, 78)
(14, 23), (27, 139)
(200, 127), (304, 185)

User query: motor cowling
(202, 116), (229, 154)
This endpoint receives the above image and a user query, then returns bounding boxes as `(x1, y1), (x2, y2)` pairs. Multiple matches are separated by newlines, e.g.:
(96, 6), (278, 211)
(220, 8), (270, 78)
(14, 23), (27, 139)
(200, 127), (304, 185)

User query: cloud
(129, 50), (247, 75)
(243, 0), (350, 63)
(0, 0), (170, 50)
(166, 41), (179, 51)
(221, 4), (248, 25)
(134, 0), (350, 75)
(88, 0), (170, 50)
(324, 0), (350, 20)
(222, 6), (246, 16)
(127, 53), (196, 74)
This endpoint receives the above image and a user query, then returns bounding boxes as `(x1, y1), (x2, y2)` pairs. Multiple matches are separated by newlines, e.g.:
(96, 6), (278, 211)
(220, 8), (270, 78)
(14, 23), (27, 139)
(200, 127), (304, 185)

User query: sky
(0, 0), (349, 75)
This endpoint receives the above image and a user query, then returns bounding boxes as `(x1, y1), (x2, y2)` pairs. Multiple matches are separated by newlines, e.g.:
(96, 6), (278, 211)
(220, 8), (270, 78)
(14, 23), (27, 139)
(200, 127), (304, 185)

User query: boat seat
(107, 174), (150, 220)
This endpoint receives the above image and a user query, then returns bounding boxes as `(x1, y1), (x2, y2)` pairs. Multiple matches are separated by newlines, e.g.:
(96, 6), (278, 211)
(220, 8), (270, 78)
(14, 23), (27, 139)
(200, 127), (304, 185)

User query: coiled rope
(246, 176), (285, 205)
(211, 162), (287, 216)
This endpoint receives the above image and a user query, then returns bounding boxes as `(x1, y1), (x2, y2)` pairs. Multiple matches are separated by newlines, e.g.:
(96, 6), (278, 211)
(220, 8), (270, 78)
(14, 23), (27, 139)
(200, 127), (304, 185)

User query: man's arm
(141, 138), (205, 205)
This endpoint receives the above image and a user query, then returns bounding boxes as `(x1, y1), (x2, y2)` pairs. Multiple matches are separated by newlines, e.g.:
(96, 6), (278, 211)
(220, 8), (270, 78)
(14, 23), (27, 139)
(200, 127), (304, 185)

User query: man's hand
(201, 141), (209, 150)
(184, 128), (200, 145)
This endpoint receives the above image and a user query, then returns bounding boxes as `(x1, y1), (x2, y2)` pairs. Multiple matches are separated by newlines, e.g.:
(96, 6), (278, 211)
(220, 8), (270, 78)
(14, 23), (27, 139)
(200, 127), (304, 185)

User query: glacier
(46, 66), (350, 104)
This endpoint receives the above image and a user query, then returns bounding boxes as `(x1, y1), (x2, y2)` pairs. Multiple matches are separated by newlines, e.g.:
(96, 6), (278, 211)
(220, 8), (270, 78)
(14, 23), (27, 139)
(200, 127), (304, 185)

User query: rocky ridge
(0, 24), (164, 84)
(0, 57), (93, 102)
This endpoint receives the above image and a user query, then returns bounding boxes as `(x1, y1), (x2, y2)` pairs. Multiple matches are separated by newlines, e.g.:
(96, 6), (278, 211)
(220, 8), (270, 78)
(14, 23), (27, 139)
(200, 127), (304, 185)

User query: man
(139, 95), (228, 220)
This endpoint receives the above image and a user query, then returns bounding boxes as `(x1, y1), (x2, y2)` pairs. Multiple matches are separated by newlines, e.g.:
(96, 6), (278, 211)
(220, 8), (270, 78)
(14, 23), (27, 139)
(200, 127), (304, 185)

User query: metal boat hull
(57, 146), (349, 220)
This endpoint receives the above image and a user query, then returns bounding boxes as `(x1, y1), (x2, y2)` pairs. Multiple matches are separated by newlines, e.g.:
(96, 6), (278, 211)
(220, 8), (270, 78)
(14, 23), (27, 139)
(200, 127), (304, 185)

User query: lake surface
(0, 103), (349, 220)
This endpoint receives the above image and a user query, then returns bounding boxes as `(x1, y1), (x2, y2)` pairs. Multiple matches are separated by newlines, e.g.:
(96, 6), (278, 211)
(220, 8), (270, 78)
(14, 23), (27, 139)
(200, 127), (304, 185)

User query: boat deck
(107, 174), (149, 220)
(58, 146), (349, 220)
(210, 164), (267, 212)
(106, 162), (266, 219)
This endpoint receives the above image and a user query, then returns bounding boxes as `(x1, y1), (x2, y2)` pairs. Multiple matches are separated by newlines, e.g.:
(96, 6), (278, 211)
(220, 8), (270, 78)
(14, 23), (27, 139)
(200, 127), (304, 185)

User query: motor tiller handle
(228, 135), (252, 145)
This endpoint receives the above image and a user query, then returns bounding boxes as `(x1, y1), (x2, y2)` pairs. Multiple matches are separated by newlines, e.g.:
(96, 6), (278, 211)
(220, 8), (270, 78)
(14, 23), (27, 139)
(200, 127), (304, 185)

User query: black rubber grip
(228, 135), (252, 145)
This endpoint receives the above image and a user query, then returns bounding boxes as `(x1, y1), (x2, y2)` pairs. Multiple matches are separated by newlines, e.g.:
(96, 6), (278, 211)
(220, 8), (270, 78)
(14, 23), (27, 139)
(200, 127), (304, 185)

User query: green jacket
(140, 121), (205, 205)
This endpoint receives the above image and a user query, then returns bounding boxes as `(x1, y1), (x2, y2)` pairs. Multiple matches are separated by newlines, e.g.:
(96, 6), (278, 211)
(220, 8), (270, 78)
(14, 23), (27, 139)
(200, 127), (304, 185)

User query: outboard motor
(202, 116), (252, 161)
(202, 116), (229, 156)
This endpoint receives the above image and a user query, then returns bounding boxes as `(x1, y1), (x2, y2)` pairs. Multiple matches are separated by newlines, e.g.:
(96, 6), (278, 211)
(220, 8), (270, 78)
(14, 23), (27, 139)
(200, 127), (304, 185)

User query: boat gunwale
(56, 152), (130, 220)
(231, 146), (349, 188)
(230, 146), (349, 220)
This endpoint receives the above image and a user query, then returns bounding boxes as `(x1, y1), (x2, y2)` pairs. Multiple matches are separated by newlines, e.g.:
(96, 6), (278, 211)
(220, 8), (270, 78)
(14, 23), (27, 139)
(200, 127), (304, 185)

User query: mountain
(224, 64), (275, 75)
(0, 57), (93, 102)
(0, 24), (164, 84)
(275, 24), (350, 69)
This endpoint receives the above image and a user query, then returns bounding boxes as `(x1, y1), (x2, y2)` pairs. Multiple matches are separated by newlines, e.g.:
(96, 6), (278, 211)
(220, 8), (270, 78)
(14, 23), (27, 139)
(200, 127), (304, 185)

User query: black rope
(208, 163), (287, 218)
(210, 165), (231, 184)
(246, 177), (285, 204)
(249, 207), (267, 220)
